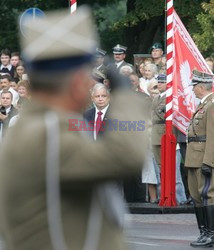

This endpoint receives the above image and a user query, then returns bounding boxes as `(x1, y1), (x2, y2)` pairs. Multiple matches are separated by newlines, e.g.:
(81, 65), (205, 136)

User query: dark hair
(14, 61), (26, 78)
(0, 48), (11, 58)
(0, 74), (12, 82)
(11, 52), (20, 58)
(129, 72), (139, 78)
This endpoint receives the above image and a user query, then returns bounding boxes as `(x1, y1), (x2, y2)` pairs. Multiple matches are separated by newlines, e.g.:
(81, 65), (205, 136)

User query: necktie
(96, 111), (103, 135)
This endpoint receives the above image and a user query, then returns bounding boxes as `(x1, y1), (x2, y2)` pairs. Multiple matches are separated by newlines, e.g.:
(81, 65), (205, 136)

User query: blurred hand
(201, 164), (212, 177)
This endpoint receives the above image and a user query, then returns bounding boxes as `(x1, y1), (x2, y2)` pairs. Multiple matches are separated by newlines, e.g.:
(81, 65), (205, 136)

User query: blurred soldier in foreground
(0, 7), (149, 250)
(185, 70), (214, 248)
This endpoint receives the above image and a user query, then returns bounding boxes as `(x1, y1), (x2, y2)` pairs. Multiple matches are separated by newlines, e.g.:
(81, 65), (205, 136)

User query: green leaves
(0, 0), (213, 57)
(193, 0), (214, 55)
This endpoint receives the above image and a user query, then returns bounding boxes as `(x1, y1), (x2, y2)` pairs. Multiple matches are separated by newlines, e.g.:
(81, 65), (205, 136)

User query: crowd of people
(0, 49), (30, 140)
(91, 42), (214, 205)
(0, 43), (214, 204)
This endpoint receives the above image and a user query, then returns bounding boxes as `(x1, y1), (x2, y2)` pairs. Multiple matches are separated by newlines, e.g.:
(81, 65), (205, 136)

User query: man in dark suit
(0, 49), (15, 78)
(0, 90), (18, 139)
(84, 83), (110, 140)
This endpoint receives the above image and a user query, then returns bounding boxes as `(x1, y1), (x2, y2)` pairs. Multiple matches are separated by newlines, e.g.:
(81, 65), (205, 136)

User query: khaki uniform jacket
(151, 94), (166, 145)
(185, 93), (214, 168)
(0, 90), (149, 250)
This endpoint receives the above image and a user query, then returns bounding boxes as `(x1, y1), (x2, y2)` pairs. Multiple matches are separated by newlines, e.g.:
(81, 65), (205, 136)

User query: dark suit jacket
(0, 65), (15, 78)
(83, 106), (110, 140)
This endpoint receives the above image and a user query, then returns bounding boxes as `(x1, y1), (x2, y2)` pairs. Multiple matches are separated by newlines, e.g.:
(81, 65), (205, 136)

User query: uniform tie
(96, 111), (103, 135)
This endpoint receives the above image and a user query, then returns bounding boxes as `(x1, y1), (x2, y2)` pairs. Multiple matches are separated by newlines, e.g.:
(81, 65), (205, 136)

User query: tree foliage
(193, 0), (214, 56)
(0, 0), (213, 58)
(0, 0), (68, 50)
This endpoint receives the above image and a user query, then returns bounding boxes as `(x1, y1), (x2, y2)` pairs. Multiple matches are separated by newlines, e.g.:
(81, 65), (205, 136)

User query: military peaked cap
(151, 42), (163, 50)
(157, 74), (167, 83)
(190, 70), (213, 86)
(95, 48), (107, 58)
(112, 44), (127, 54)
(20, 7), (99, 72)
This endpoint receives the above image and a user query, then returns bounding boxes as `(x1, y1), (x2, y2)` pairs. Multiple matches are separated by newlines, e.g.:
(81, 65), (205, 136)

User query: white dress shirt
(0, 64), (12, 71)
(115, 60), (124, 69)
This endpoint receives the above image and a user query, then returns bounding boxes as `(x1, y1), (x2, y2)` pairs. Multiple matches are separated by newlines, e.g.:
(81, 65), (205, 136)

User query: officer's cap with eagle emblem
(157, 74), (167, 83)
(112, 44), (127, 54)
(95, 48), (106, 58)
(20, 7), (99, 73)
(190, 70), (213, 86)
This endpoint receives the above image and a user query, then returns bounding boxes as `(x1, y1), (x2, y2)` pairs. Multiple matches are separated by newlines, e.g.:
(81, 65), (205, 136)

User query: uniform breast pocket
(194, 114), (203, 126)
(192, 142), (205, 152)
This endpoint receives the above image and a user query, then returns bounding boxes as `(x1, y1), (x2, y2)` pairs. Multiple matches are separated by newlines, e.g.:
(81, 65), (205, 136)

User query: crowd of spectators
(0, 48), (30, 141)
(0, 44), (213, 205)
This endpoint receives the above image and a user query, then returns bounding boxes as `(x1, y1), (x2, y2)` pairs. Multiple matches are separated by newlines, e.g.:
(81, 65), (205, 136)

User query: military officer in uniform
(151, 74), (167, 167)
(94, 48), (107, 76)
(185, 70), (214, 248)
(151, 42), (165, 74)
(0, 7), (149, 250)
(107, 44), (133, 74)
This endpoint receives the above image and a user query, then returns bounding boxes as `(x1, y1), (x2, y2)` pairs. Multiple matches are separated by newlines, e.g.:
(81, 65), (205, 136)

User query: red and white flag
(172, 10), (212, 134)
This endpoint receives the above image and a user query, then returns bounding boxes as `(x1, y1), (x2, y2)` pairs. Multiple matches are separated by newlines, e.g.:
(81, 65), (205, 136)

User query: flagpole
(159, 0), (177, 207)
(69, 0), (77, 14)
